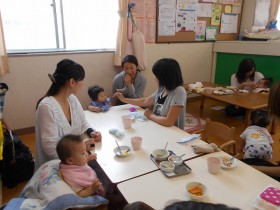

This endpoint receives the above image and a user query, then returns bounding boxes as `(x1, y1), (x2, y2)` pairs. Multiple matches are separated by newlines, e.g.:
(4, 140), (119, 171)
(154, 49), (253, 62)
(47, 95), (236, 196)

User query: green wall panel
(215, 53), (280, 86)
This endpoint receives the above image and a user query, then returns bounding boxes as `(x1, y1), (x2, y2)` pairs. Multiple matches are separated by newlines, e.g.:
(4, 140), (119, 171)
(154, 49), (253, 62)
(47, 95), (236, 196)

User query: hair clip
(48, 73), (56, 83)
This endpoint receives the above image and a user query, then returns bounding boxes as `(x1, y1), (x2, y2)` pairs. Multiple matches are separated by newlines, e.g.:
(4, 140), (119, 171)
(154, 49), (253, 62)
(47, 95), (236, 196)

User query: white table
(117, 151), (280, 210)
(85, 104), (206, 183)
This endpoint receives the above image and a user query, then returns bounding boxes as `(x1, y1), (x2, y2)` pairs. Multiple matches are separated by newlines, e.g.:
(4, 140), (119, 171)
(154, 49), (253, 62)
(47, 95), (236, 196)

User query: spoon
(229, 153), (239, 163)
(115, 140), (122, 155)
(161, 142), (168, 156)
(175, 153), (185, 161)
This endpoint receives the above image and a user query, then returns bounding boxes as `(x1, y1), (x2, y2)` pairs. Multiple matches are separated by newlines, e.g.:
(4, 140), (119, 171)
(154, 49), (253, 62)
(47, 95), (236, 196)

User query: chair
(195, 118), (237, 156)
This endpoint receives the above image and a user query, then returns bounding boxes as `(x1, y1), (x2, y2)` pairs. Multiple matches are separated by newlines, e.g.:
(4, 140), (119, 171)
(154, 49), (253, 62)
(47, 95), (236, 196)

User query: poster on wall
(206, 26), (217, 40)
(211, 4), (222, 25)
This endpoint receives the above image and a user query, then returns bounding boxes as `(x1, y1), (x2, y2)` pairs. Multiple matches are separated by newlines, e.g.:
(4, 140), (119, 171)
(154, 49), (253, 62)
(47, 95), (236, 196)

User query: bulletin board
(156, 0), (243, 43)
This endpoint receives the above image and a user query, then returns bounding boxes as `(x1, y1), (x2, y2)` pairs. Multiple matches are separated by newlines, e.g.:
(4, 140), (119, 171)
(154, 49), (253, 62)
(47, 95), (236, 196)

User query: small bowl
(159, 161), (175, 173)
(186, 182), (207, 201)
(152, 149), (170, 161)
(168, 155), (183, 166)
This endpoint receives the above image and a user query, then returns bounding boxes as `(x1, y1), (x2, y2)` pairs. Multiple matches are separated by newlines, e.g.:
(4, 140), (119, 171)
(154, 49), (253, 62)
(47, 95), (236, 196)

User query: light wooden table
(85, 104), (206, 183)
(184, 81), (269, 130)
(118, 151), (280, 210)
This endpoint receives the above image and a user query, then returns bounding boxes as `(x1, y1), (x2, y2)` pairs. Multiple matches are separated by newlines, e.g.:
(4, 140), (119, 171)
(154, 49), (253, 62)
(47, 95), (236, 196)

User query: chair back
(203, 118), (237, 155)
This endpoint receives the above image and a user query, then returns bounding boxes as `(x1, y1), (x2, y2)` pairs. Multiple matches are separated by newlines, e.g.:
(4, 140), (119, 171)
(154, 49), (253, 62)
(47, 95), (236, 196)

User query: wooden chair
(195, 118), (237, 156)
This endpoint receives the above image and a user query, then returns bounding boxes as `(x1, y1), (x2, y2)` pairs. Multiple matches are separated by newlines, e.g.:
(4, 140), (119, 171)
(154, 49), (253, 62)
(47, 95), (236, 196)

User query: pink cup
(122, 115), (132, 129)
(207, 157), (221, 174)
(131, 136), (142, 151)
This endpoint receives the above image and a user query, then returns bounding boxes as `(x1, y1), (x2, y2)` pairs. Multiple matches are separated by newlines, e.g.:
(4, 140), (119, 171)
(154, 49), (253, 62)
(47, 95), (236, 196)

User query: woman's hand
(124, 74), (132, 86)
(114, 92), (126, 102)
(144, 108), (153, 119)
(91, 131), (102, 142)
(85, 138), (95, 151)
(241, 82), (257, 89)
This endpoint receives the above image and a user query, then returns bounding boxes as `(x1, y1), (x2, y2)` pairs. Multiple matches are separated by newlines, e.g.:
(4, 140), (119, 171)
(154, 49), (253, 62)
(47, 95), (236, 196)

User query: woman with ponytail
(34, 59), (101, 171)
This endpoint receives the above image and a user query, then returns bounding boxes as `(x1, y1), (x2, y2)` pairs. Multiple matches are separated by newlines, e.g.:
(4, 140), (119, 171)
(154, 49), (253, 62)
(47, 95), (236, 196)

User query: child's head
(88, 85), (106, 102)
(257, 77), (273, 88)
(56, 134), (88, 166)
(252, 110), (270, 127)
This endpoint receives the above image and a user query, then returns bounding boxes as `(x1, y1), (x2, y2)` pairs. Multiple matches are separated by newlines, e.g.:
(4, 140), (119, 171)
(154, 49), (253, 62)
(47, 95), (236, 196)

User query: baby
(253, 77), (273, 93)
(88, 85), (110, 112)
(57, 134), (105, 197)
(240, 110), (273, 161)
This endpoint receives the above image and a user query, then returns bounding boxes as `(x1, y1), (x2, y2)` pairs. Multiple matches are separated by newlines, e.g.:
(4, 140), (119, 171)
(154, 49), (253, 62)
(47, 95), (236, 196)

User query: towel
(192, 143), (220, 154)
(60, 163), (98, 188)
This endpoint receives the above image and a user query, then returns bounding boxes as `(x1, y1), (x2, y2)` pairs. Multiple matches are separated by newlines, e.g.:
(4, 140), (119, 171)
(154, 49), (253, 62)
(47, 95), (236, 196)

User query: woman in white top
(35, 59), (101, 171)
(231, 58), (264, 90)
(226, 58), (264, 117)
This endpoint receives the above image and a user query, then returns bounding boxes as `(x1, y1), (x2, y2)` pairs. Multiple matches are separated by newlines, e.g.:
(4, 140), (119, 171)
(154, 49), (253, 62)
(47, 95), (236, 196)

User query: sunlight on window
(0, 0), (119, 52)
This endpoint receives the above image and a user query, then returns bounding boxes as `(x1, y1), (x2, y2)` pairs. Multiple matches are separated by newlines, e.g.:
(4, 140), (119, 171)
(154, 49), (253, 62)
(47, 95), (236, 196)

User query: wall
(212, 41), (280, 85)
(0, 43), (213, 130)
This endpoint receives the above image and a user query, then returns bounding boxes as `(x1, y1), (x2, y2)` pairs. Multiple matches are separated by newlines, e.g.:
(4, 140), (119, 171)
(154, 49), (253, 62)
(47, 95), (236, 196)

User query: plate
(113, 146), (131, 157)
(220, 156), (237, 169)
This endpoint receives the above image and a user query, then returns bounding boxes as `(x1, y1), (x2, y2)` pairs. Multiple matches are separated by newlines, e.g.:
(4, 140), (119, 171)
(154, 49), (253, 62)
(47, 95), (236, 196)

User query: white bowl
(159, 161), (175, 173)
(186, 182), (207, 201)
(152, 149), (169, 161)
(168, 155), (183, 166)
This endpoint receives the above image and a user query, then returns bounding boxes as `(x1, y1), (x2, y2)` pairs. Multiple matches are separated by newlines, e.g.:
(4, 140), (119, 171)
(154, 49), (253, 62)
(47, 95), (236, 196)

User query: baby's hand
(90, 179), (103, 193)
(88, 153), (97, 161)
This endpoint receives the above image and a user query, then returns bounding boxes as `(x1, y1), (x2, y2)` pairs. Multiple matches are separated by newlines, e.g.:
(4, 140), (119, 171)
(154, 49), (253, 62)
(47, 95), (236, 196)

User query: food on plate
(188, 186), (203, 196)
(222, 157), (232, 167)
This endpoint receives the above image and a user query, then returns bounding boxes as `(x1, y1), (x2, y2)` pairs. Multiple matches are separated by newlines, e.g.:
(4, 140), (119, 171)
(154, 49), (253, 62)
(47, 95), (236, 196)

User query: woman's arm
(252, 165), (280, 177)
(145, 106), (183, 127)
(114, 92), (154, 107)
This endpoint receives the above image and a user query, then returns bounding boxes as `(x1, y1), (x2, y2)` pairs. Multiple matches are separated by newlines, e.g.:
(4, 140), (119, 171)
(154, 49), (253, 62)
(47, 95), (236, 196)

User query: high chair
(194, 118), (237, 156)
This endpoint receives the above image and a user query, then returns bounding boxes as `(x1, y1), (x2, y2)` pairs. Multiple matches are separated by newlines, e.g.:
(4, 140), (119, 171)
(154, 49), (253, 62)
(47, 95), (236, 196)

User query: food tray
(150, 150), (191, 178)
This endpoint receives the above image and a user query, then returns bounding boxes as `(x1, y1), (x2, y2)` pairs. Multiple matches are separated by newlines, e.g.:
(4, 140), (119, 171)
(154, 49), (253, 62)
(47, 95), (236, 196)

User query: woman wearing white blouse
(34, 59), (101, 171)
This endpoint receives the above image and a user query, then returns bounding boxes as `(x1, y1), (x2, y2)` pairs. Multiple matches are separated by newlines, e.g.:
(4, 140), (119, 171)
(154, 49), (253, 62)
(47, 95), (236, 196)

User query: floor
(2, 97), (279, 205)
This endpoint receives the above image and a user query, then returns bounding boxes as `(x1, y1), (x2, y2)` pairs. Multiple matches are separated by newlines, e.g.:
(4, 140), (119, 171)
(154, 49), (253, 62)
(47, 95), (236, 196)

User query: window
(277, 8), (280, 29)
(0, 0), (119, 53)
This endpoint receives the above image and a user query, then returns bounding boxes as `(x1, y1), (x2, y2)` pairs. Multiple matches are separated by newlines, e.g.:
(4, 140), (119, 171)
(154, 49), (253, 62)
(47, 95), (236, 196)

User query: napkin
(191, 143), (220, 154)
(109, 128), (124, 138)
(177, 134), (201, 143)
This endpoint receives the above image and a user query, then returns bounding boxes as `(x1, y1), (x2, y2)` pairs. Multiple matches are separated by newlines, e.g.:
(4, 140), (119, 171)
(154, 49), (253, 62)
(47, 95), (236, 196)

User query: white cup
(207, 157), (221, 174)
(122, 115), (132, 129)
(131, 136), (142, 151)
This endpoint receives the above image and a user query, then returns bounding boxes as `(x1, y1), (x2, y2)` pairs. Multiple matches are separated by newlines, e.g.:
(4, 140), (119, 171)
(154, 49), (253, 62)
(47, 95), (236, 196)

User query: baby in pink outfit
(56, 134), (105, 198)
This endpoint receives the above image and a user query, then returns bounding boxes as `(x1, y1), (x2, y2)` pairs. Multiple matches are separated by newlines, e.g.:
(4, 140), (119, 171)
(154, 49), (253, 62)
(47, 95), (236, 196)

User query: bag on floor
(0, 128), (35, 188)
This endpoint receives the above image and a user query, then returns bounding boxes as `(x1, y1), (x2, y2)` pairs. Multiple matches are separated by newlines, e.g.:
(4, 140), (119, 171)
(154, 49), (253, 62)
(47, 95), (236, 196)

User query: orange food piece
(188, 186), (202, 194)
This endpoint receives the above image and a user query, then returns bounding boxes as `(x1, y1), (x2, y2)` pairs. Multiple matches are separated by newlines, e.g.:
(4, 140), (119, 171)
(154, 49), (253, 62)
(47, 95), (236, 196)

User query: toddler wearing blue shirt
(88, 85), (110, 112)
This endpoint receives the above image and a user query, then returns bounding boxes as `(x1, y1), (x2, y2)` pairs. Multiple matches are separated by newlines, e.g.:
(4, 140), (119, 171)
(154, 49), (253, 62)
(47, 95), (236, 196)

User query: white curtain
(0, 11), (9, 76)
(113, 0), (130, 67)
(267, 0), (280, 27)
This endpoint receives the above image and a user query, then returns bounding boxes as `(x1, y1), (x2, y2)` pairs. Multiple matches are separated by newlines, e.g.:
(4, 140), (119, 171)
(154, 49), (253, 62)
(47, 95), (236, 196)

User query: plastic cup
(204, 87), (213, 94)
(207, 157), (221, 174)
(131, 136), (142, 151)
(122, 115), (132, 129)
